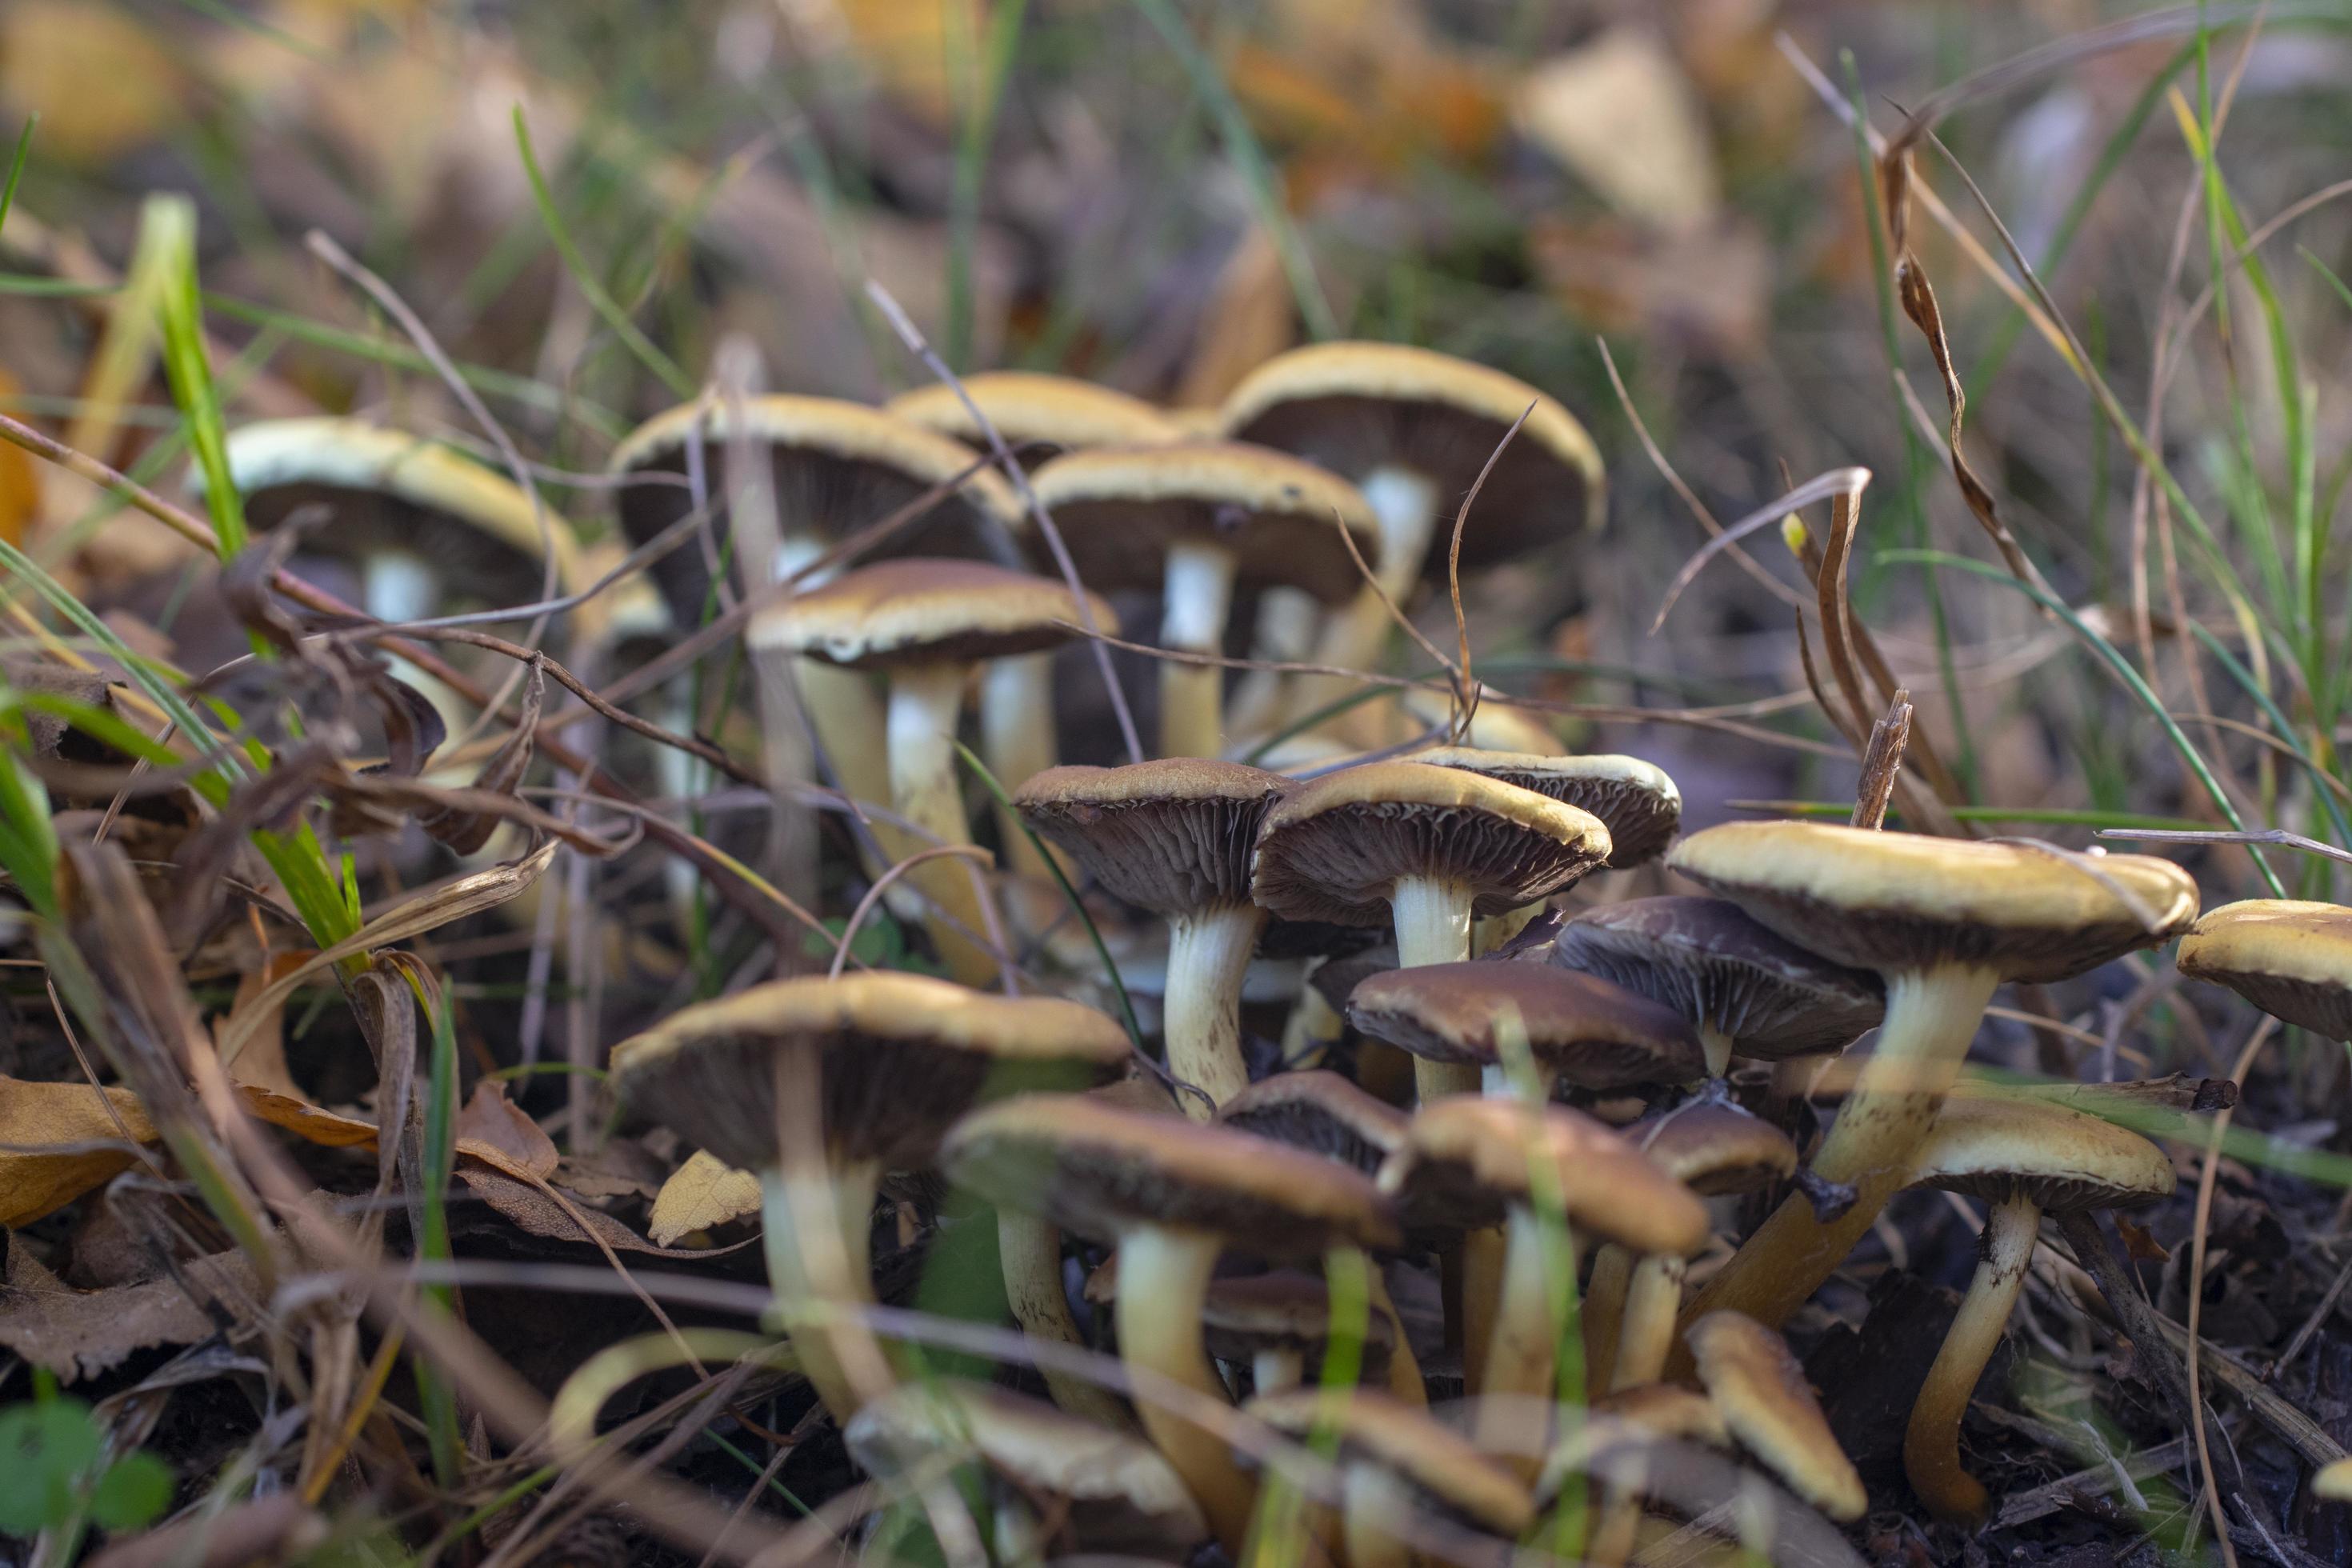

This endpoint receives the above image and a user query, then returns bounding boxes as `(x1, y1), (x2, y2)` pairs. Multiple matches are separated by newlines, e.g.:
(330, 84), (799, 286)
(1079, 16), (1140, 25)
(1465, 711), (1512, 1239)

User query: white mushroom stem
(996, 1209), (1129, 1428)
(1698, 1026), (1737, 1080)
(1390, 875), (1482, 1101)
(1253, 1348), (1305, 1395)
(774, 534), (894, 824)
(1114, 1224), (1257, 1552)
(978, 654), (1065, 886)
(1226, 586), (1319, 738)
(884, 661), (999, 986)
(1608, 1253), (1687, 1392)
(1160, 539), (1238, 759)
(1162, 906), (1268, 1118)
(1472, 1203), (1576, 1476)
(1905, 1191), (2038, 1522)
(1676, 964), (2002, 1343)
(1292, 466), (1439, 734)
(761, 1161), (892, 1422)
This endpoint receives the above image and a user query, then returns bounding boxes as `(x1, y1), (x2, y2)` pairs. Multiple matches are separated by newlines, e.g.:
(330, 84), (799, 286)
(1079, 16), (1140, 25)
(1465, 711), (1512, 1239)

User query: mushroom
(1667, 822), (2196, 1334)
(1551, 894), (1886, 1085)
(1250, 761), (1612, 1101)
(1014, 759), (1290, 1114)
(1378, 1097), (1706, 1469)
(942, 1094), (1400, 1550)
(608, 973), (1130, 1422)
(1684, 1310), (1867, 1525)
(750, 559), (1118, 984)
(1203, 1270), (1398, 1397)
(844, 1377), (1208, 1562)
(1246, 1388), (1534, 1568)
(1538, 1385), (1731, 1568)
(1221, 342), (1604, 733)
(2177, 898), (2352, 1040)
(1898, 1094), (2172, 1522)
(1344, 960), (1704, 1099)
(1030, 442), (1378, 758)
(1406, 750), (1682, 872)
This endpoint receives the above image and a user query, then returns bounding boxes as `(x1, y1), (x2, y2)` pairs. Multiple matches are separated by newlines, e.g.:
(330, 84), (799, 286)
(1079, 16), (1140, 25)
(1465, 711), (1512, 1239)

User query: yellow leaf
(648, 1150), (762, 1246)
(0, 1077), (157, 1227)
(0, 369), (36, 548)
(236, 1085), (378, 1148)
(1514, 27), (1721, 235)
(0, 0), (187, 169)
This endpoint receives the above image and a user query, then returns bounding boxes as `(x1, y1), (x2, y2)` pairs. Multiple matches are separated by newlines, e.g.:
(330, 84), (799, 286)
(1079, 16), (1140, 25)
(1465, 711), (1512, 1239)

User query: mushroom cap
(1685, 1310), (1866, 1523)
(1344, 962), (1704, 1089)
(1666, 822), (2198, 983)
(1202, 1270), (1398, 1375)
(882, 373), (1187, 455)
(942, 1094), (1402, 1254)
(1908, 1094), (2174, 1214)
(1250, 762), (1613, 926)
(1220, 341), (1605, 572)
(1623, 1101), (1799, 1196)
(749, 558), (1118, 670)
(1538, 1385), (1731, 1503)
(1552, 896), (1885, 1062)
(1245, 1389), (1536, 1539)
(844, 1378), (1208, 1552)
(1030, 441), (1380, 604)
(1014, 759), (1290, 915)
(1215, 1070), (1408, 1177)
(1407, 748), (1681, 870)
(1398, 688), (1565, 757)
(2176, 899), (2352, 1042)
(1378, 1097), (1709, 1255)
(224, 418), (587, 594)
(609, 974), (1130, 1171)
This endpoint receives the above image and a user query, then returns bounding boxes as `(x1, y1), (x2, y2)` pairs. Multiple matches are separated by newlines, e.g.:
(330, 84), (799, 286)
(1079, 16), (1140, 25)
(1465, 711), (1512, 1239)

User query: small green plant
(0, 1378), (174, 1549)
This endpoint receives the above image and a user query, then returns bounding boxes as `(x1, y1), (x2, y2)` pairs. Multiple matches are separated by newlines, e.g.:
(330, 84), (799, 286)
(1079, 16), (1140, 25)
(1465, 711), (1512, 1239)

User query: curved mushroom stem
(996, 1208), (1130, 1428)
(1114, 1224), (1256, 1552)
(762, 1162), (891, 1423)
(1906, 1191), (2038, 1522)
(1698, 1026), (1736, 1081)
(1291, 466), (1439, 738)
(885, 661), (999, 986)
(1608, 1253), (1686, 1392)
(1163, 906), (1268, 1118)
(1226, 586), (1319, 738)
(978, 653), (1066, 883)
(1161, 540), (1239, 759)
(1364, 1268), (1428, 1408)
(1253, 1348), (1306, 1396)
(1580, 1244), (1633, 1394)
(1390, 875), (1482, 1101)
(1473, 1204), (1574, 1475)
(1672, 963), (2001, 1358)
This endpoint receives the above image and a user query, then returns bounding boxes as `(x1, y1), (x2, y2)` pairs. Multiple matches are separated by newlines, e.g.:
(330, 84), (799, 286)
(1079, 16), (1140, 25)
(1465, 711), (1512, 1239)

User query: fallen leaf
(0, 1077), (158, 1227)
(2116, 1214), (2170, 1264)
(214, 952), (318, 1102)
(457, 1166), (750, 1259)
(1514, 26), (1721, 235)
(0, 368), (37, 546)
(454, 1080), (559, 1181)
(0, 1246), (258, 1382)
(0, 0), (188, 168)
(647, 1150), (762, 1246)
(235, 1085), (378, 1149)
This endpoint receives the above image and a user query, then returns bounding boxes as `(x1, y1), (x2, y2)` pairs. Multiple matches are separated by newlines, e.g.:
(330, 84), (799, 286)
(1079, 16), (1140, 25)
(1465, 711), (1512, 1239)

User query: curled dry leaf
(647, 1149), (763, 1246)
(0, 1076), (158, 1227)
(0, 1245), (258, 1382)
(454, 1079), (560, 1181)
(457, 1166), (751, 1259)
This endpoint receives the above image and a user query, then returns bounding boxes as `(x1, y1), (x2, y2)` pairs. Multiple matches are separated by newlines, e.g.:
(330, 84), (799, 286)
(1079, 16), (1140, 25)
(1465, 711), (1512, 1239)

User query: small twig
(2096, 825), (2352, 869)
(1649, 466), (1873, 634)
(1442, 405), (1532, 742)
(1850, 690), (1913, 829)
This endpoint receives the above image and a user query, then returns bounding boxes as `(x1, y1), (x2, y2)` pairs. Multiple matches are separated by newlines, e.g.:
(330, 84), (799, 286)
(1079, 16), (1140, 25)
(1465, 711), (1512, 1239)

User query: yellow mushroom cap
(1908, 1094), (2174, 1214)
(2177, 898), (2352, 1042)
(1407, 747), (1681, 869)
(1686, 1310), (1867, 1523)
(883, 372), (1187, 454)
(748, 558), (1117, 669)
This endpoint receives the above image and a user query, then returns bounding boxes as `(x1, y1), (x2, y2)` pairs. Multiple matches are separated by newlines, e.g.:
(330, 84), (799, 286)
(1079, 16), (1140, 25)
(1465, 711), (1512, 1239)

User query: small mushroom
(1406, 749), (1682, 872)
(1203, 1270), (1398, 1396)
(1538, 1385), (1730, 1568)
(609, 974), (1128, 1422)
(1898, 1094), (2172, 1522)
(1684, 1310), (1866, 1525)
(2177, 898), (2352, 1040)
(1345, 961), (1704, 1098)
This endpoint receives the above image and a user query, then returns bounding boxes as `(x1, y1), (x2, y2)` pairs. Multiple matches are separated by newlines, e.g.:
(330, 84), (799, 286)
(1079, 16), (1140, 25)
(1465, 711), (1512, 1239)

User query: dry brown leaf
(454, 1080), (559, 1181)
(214, 951), (316, 1102)
(0, 1076), (158, 1227)
(0, 1246), (257, 1382)
(1514, 26), (1721, 235)
(235, 1084), (379, 1149)
(0, 0), (188, 168)
(1174, 226), (1294, 410)
(457, 1166), (749, 1259)
(647, 1149), (762, 1246)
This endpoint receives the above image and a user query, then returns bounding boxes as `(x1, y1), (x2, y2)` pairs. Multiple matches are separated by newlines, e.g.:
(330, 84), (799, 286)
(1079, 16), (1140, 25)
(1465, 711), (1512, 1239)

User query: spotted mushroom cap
(748, 558), (1118, 670)
(883, 373), (1187, 455)
(1345, 962), (1704, 1089)
(2176, 899), (2352, 1042)
(1246, 1389), (1536, 1540)
(1685, 1310), (1866, 1523)
(1014, 759), (1290, 916)
(1907, 1094), (2174, 1215)
(1406, 748), (1681, 869)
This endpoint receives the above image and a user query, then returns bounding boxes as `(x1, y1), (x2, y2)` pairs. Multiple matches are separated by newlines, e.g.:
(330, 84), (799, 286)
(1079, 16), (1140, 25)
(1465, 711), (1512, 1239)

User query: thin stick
(1850, 690), (1913, 829)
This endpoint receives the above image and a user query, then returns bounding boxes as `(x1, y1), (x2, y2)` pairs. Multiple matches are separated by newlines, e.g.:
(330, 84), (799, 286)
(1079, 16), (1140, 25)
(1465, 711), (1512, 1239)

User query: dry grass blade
(1650, 466), (1871, 634)
(1850, 690), (1913, 828)
(1443, 402), (1534, 742)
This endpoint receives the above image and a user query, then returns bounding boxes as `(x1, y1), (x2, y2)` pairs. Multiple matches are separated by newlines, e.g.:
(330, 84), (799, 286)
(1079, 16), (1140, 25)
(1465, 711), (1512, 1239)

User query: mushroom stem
(1253, 1348), (1305, 1395)
(1293, 466), (1439, 735)
(1226, 587), (1318, 738)
(1580, 1244), (1634, 1394)
(1905, 1191), (2038, 1522)
(1365, 1269), (1428, 1408)
(1338, 1468), (1414, 1568)
(1698, 1025), (1735, 1080)
(1459, 1226), (1506, 1394)
(1390, 874), (1482, 1101)
(996, 1208), (1130, 1428)
(1674, 964), (2001, 1346)
(1608, 1253), (1686, 1392)
(1162, 906), (1267, 1117)
(1161, 540), (1238, 759)
(1473, 1204), (1575, 1474)
(761, 1162), (892, 1422)
(885, 661), (998, 986)
(978, 653), (1066, 886)
(773, 534), (896, 828)
(1114, 1224), (1257, 1551)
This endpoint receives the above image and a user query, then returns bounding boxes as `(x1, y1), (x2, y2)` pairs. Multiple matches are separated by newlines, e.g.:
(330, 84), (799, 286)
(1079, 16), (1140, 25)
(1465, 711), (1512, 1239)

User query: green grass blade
(2184, 618), (2352, 852)
(0, 114), (35, 239)
(143, 196), (247, 558)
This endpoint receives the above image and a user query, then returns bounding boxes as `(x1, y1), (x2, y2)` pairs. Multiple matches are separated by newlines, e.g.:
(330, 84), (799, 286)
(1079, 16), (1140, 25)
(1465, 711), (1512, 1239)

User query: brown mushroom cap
(1685, 1310), (1866, 1522)
(1014, 760), (1290, 915)
(1250, 762), (1613, 926)
(1215, 1070), (1409, 1177)
(1625, 1101), (1799, 1197)
(1909, 1094), (2174, 1214)
(1030, 441), (1380, 604)
(1345, 962), (1704, 1089)
(750, 558), (1118, 670)
(1378, 1097), (1709, 1256)
(2176, 899), (2352, 1042)
(1552, 896), (1885, 1062)
(1666, 822), (2198, 983)
(1220, 342), (1605, 572)
(1246, 1388), (1536, 1538)
(883, 373), (1187, 455)
(942, 1094), (1402, 1255)
(609, 974), (1130, 1171)
(1407, 748), (1681, 870)
(1202, 1271), (1398, 1376)
(1538, 1384), (1732, 1502)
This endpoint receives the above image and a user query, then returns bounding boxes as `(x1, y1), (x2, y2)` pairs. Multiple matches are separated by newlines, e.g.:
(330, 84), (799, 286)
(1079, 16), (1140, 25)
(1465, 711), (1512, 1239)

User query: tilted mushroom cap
(1407, 748), (1681, 870)
(750, 559), (1118, 670)
(1910, 1095), (2173, 1214)
(609, 974), (1130, 1171)
(2177, 899), (2352, 1042)
(1625, 1100), (1799, 1197)
(1202, 1271), (1397, 1377)
(883, 373), (1187, 455)
(1030, 441), (1380, 604)
(1250, 762), (1613, 926)
(1378, 1097), (1708, 1256)
(1666, 823), (2198, 984)
(1246, 1389), (1536, 1540)
(1686, 1311), (1866, 1522)
(942, 1094), (1402, 1255)
(1221, 342), (1605, 571)
(1215, 1070), (1408, 1178)
(1345, 962), (1704, 1089)
(1552, 896), (1884, 1062)
(1538, 1385), (1731, 1502)
(1014, 760), (1290, 915)
(845, 1378), (1208, 1554)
